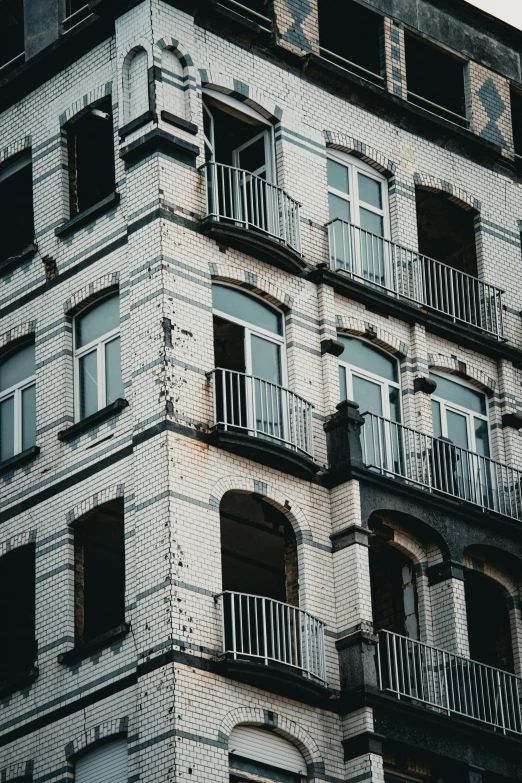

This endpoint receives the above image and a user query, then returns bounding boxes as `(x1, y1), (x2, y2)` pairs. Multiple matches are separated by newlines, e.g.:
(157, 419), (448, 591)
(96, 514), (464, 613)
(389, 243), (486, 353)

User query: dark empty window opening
(74, 499), (125, 646)
(319, 0), (384, 85)
(369, 531), (419, 640)
(66, 97), (116, 217)
(0, 0), (24, 70)
(0, 155), (34, 265)
(405, 34), (467, 127)
(511, 89), (522, 158)
(465, 570), (513, 672)
(416, 188), (478, 276)
(0, 544), (36, 682)
(64, 0), (92, 29)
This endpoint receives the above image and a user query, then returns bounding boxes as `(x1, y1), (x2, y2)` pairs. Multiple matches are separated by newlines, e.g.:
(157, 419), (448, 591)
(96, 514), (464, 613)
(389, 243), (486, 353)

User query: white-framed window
(338, 334), (400, 422)
(74, 293), (124, 421)
(327, 152), (389, 237)
(0, 342), (36, 462)
(430, 371), (489, 456)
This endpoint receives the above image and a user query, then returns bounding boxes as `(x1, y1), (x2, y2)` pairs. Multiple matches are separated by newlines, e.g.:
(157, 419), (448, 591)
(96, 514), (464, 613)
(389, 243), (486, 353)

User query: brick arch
(0, 135), (31, 168)
(65, 484), (125, 525)
(218, 707), (323, 767)
(335, 316), (408, 358)
(63, 272), (120, 315)
(208, 475), (312, 539)
(0, 761), (34, 781)
(59, 81), (113, 127)
(0, 320), (36, 355)
(324, 131), (397, 178)
(65, 717), (129, 760)
(210, 263), (294, 311)
(413, 173), (481, 212)
(428, 353), (496, 394)
(155, 38), (197, 123)
(121, 44), (150, 124)
(462, 550), (519, 601)
(0, 530), (36, 560)
(199, 70), (283, 123)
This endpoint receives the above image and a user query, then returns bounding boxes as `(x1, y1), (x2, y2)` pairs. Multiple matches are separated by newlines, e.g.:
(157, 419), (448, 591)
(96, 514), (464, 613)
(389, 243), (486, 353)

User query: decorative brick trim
(63, 273), (120, 315)
(65, 717), (128, 759)
(0, 135), (32, 168)
(0, 321), (36, 353)
(324, 131), (397, 177)
(0, 760), (34, 781)
(65, 484), (125, 525)
(462, 552), (519, 599)
(209, 264), (294, 311)
(199, 70), (283, 122)
(218, 707), (322, 766)
(155, 37), (194, 70)
(59, 81), (114, 126)
(0, 530), (36, 559)
(428, 353), (496, 393)
(413, 173), (481, 212)
(335, 316), (408, 358)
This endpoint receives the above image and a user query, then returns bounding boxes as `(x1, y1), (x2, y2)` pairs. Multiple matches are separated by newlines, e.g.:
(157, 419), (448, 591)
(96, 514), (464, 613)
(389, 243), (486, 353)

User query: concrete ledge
(120, 128), (199, 167)
(0, 243), (37, 276)
(58, 623), (130, 666)
(160, 110), (198, 135)
(118, 110), (155, 139)
(0, 666), (38, 699)
(58, 398), (128, 442)
(0, 445), (40, 475)
(55, 192), (120, 238)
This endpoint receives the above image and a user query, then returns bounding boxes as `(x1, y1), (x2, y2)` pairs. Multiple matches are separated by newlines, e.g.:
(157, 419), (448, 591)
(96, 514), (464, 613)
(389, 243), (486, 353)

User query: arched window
(0, 342), (36, 462)
(229, 726), (306, 783)
(338, 335), (400, 421)
(75, 737), (127, 783)
(430, 372), (489, 455)
(73, 294), (123, 421)
(465, 571), (513, 672)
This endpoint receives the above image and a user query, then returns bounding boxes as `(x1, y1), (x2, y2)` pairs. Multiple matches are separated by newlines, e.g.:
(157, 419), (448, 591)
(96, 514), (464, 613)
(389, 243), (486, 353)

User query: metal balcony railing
(213, 0), (272, 31)
(208, 368), (314, 458)
(327, 220), (504, 338)
(378, 630), (522, 735)
(201, 162), (302, 254)
(217, 591), (327, 684)
(361, 412), (522, 521)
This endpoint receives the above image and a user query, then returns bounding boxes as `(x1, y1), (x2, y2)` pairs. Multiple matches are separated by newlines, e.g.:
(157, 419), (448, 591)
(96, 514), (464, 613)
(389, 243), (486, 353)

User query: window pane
(446, 409), (469, 450)
(0, 343), (35, 393)
(105, 338), (124, 405)
(339, 366), (347, 401)
(430, 373), (486, 416)
(474, 417), (490, 457)
(76, 294), (120, 349)
(212, 285), (282, 335)
(21, 383), (36, 451)
(352, 375), (383, 416)
(358, 173), (382, 209)
(327, 159), (349, 194)
(328, 192), (351, 222)
(389, 386), (401, 422)
(432, 399), (442, 438)
(360, 207), (384, 236)
(0, 395), (14, 462)
(338, 335), (398, 383)
(79, 350), (98, 419)
(250, 335), (282, 384)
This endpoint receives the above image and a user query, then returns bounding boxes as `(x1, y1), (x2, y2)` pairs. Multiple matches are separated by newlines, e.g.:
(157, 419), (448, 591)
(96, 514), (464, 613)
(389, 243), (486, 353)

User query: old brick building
(2, 0), (522, 780)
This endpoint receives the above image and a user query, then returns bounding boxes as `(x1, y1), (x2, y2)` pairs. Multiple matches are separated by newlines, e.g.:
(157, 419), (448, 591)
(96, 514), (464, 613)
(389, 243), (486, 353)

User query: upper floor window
(0, 544), (36, 683)
(75, 737), (127, 783)
(0, 342), (36, 462)
(63, 0), (92, 31)
(430, 372), (489, 456)
(405, 34), (467, 127)
(511, 88), (522, 159)
(66, 97), (115, 217)
(338, 335), (400, 422)
(0, 153), (34, 265)
(74, 294), (123, 421)
(318, 0), (384, 86)
(0, 0), (24, 71)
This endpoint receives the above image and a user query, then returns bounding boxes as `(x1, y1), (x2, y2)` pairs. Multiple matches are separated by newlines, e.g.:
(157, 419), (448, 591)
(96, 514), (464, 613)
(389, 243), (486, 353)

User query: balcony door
(327, 153), (390, 287)
(212, 284), (286, 442)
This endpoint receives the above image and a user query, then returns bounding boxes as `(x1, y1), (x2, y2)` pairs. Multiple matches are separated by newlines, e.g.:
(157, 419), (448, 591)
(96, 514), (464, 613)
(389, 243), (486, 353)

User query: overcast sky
(465, 0), (522, 30)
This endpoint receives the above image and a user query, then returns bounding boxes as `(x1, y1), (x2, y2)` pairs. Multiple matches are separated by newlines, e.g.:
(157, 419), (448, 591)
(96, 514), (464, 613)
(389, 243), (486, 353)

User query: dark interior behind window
(319, 0), (383, 82)
(405, 34), (466, 125)
(511, 89), (522, 157)
(0, 0), (24, 69)
(0, 545), (36, 681)
(0, 156), (34, 264)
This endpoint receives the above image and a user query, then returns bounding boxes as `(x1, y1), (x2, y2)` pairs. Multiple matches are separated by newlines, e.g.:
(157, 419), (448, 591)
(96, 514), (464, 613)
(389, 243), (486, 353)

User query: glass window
(430, 372), (486, 416)
(338, 335), (398, 382)
(338, 335), (400, 420)
(0, 342), (36, 461)
(212, 284), (282, 336)
(327, 154), (387, 239)
(327, 158), (349, 194)
(74, 294), (123, 421)
(431, 372), (489, 455)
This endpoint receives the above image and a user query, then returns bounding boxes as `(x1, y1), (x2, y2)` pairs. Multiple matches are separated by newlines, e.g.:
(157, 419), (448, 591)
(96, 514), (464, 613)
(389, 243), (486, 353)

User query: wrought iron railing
(201, 162), (302, 254)
(319, 47), (385, 87)
(361, 412), (522, 521)
(327, 220), (504, 338)
(216, 591), (327, 683)
(378, 630), (522, 735)
(212, 0), (272, 30)
(407, 91), (469, 128)
(208, 368), (314, 458)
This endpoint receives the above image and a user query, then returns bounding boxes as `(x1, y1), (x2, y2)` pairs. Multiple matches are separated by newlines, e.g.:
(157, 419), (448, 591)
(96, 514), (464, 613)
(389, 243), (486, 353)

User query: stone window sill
(55, 192), (120, 238)
(0, 445), (40, 475)
(58, 623), (130, 666)
(0, 242), (37, 276)
(57, 398), (128, 442)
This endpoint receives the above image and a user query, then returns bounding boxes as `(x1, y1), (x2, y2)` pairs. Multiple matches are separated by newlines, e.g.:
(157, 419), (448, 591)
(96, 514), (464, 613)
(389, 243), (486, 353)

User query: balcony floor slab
(216, 657), (331, 706)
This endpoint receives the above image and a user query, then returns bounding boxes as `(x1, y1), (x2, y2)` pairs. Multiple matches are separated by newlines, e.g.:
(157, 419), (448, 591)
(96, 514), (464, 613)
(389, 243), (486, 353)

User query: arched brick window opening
(415, 188), (478, 277)
(465, 570), (514, 672)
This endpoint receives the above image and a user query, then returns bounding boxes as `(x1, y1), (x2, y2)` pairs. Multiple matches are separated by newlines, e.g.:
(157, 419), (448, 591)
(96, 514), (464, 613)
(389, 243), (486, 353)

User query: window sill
(119, 128), (200, 167)
(160, 110), (198, 135)
(0, 242), (37, 276)
(0, 666), (38, 698)
(0, 445), (40, 475)
(118, 110), (155, 139)
(57, 398), (128, 442)
(58, 623), (130, 666)
(54, 192), (120, 238)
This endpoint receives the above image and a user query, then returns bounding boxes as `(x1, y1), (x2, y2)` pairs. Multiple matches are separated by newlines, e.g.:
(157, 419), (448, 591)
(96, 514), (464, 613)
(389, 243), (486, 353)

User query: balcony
(327, 220), (504, 339)
(200, 162), (305, 274)
(378, 630), (522, 737)
(207, 369), (317, 478)
(216, 591), (327, 687)
(361, 412), (522, 522)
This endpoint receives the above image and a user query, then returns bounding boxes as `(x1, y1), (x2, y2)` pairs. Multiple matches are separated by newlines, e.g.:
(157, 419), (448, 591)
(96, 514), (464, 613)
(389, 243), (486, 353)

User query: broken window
(511, 89), (522, 158)
(0, 544), (36, 682)
(318, 0), (383, 85)
(415, 188), (478, 276)
(74, 293), (123, 421)
(73, 500), (125, 645)
(0, 342), (36, 463)
(0, 154), (34, 264)
(0, 0), (24, 70)
(66, 97), (115, 217)
(369, 528), (419, 640)
(465, 570), (513, 672)
(405, 34), (467, 126)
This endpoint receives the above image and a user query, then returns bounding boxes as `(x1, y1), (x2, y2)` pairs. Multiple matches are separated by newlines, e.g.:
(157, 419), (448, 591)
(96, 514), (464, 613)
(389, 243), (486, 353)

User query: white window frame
(0, 346), (36, 457)
(73, 295), (121, 422)
(430, 371), (490, 454)
(327, 151), (390, 239)
(338, 337), (401, 422)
